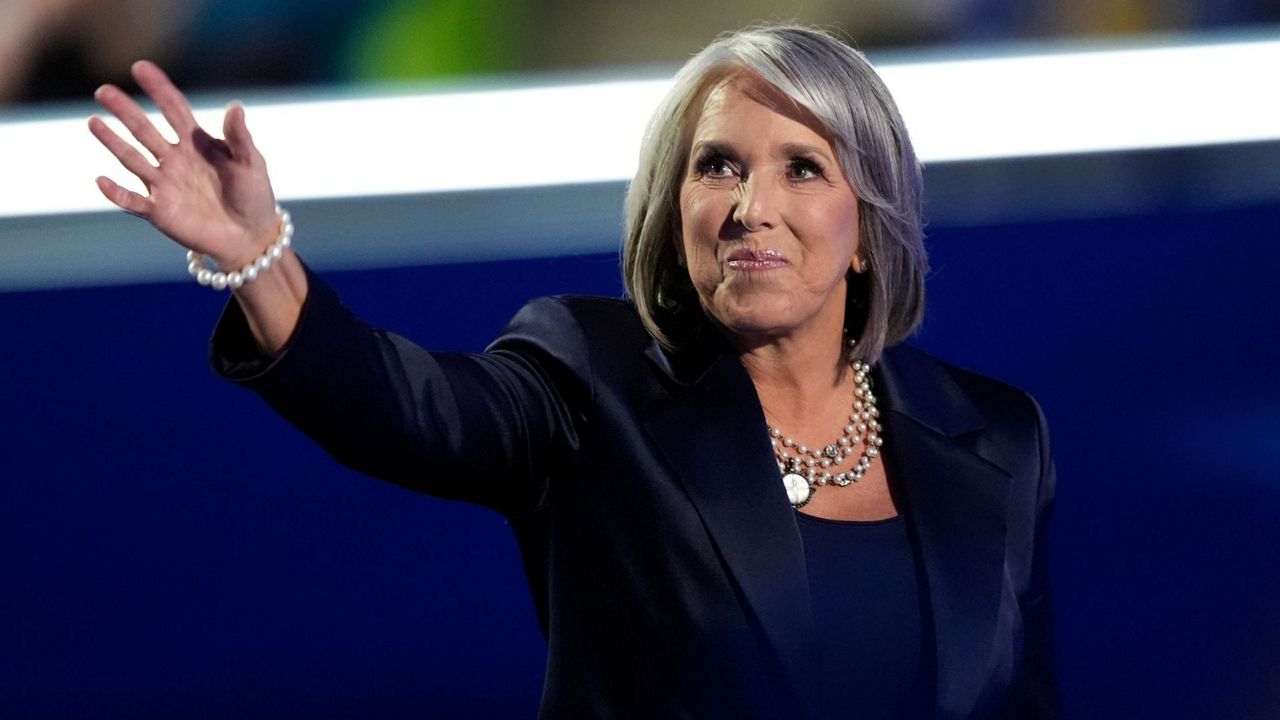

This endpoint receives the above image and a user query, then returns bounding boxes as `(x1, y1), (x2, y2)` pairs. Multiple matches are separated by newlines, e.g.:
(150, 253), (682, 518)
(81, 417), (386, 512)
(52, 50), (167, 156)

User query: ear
(673, 235), (687, 268)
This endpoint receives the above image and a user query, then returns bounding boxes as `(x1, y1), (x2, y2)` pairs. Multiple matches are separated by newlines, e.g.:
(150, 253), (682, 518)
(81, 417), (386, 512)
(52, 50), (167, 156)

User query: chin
(703, 291), (802, 338)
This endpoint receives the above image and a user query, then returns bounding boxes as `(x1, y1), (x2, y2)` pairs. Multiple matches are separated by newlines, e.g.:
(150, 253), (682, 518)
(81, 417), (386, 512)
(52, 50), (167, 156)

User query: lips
(726, 248), (789, 271)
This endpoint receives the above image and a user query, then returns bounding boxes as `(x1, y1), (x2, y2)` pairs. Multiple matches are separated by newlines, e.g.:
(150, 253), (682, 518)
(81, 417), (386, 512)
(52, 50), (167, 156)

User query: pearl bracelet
(186, 206), (294, 291)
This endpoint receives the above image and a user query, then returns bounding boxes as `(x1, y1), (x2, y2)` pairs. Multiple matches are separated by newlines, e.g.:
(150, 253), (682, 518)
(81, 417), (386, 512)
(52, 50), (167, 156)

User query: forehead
(689, 72), (834, 146)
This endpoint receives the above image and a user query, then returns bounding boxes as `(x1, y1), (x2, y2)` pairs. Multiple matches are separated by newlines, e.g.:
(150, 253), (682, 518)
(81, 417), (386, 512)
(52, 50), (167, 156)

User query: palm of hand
(89, 61), (279, 270)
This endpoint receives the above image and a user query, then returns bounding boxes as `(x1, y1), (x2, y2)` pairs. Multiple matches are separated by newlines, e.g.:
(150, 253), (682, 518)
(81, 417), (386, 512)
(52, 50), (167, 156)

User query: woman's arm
(89, 60), (305, 355)
(91, 62), (584, 514)
(1013, 394), (1061, 718)
(212, 268), (588, 516)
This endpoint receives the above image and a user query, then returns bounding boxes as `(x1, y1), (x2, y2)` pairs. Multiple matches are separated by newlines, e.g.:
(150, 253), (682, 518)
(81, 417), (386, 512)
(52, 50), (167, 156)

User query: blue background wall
(3, 199), (1278, 718)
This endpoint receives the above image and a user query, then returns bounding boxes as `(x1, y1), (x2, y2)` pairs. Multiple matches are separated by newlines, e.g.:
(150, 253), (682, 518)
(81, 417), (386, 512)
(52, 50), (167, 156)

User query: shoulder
(884, 343), (1042, 417)
(881, 343), (1050, 475)
(524, 294), (643, 327)
(485, 295), (651, 398)
(491, 295), (646, 351)
(887, 343), (1040, 417)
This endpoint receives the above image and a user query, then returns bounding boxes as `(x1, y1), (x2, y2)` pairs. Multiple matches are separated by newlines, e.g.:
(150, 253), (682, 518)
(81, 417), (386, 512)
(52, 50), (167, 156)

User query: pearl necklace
(770, 343), (884, 509)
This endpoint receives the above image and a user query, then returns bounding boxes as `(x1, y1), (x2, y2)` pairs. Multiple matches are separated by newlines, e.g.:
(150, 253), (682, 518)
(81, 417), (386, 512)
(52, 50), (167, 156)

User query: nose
(731, 176), (773, 232)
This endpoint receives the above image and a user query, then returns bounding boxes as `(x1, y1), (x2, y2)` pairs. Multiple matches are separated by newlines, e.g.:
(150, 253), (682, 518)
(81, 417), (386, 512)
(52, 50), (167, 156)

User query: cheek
(678, 188), (722, 256)
(679, 187), (714, 233)
(804, 201), (860, 264)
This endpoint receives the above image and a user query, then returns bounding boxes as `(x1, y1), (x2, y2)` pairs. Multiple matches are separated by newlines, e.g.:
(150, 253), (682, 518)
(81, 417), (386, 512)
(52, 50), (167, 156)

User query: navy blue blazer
(213, 267), (1059, 719)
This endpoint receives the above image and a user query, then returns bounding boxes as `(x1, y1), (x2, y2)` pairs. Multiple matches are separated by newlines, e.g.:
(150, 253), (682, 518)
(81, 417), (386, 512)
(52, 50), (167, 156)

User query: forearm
(212, 268), (573, 515)
(228, 249), (308, 357)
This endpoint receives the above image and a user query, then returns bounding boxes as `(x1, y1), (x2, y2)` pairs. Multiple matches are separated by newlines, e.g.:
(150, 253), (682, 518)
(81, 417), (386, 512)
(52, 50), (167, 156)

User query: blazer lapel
(642, 337), (817, 710)
(877, 345), (1013, 718)
(640, 336), (1013, 718)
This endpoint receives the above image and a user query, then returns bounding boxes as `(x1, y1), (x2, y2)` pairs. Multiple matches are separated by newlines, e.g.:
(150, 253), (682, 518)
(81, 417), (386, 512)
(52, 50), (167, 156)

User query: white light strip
(1, 81), (664, 219)
(887, 38), (1280, 162)
(2, 35), (1278, 220)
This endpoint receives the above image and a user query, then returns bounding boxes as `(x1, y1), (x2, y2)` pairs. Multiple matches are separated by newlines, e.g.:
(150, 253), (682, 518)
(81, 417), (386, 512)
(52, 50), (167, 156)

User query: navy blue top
(796, 511), (935, 718)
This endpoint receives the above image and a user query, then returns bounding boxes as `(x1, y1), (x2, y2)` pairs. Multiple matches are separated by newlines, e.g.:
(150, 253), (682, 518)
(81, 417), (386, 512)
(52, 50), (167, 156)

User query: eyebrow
(690, 141), (736, 160)
(689, 140), (834, 165)
(780, 142), (835, 164)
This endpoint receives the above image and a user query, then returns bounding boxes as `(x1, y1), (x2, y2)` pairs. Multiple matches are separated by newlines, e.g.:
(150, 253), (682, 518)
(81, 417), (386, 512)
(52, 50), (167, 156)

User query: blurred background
(2, 1), (1279, 718)
(5, 0), (1280, 104)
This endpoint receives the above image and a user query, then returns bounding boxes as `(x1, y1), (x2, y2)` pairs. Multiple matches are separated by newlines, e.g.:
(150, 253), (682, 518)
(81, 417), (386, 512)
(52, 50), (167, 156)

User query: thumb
(223, 101), (256, 159)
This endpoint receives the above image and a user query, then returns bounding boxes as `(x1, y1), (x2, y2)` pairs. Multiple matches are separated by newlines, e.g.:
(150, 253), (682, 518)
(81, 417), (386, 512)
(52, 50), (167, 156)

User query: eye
(787, 157), (824, 181)
(694, 151), (737, 180)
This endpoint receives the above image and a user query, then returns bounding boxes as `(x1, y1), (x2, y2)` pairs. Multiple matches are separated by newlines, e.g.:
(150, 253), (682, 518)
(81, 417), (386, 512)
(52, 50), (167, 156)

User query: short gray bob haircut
(621, 25), (927, 363)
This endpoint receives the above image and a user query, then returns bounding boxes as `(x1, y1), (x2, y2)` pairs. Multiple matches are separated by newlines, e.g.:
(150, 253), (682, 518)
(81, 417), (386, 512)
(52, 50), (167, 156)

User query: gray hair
(621, 25), (927, 363)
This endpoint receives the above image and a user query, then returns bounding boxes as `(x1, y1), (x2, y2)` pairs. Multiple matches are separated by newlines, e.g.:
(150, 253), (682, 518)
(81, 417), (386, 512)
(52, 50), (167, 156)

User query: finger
(94, 84), (171, 159)
(88, 115), (158, 185)
(222, 101), (257, 161)
(131, 60), (199, 139)
(95, 176), (154, 218)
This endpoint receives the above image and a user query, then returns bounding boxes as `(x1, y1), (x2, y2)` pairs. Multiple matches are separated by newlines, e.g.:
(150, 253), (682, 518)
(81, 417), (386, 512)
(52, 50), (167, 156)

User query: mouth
(725, 248), (789, 272)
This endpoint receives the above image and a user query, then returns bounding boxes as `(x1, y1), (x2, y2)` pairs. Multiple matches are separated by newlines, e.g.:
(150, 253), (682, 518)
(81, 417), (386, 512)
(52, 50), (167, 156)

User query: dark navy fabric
(797, 511), (935, 718)
(211, 263), (1059, 719)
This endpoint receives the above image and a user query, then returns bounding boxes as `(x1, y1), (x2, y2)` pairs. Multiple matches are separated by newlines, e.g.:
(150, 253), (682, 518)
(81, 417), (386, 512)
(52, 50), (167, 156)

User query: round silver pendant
(782, 472), (812, 508)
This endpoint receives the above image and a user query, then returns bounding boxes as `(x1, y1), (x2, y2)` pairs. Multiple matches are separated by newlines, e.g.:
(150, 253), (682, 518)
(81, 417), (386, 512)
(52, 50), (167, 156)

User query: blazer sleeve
(1012, 392), (1061, 717)
(209, 263), (590, 517)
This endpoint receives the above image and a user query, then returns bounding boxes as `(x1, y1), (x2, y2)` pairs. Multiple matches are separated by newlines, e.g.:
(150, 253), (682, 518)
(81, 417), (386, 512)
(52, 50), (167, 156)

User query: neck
(735, 329), (852, 436)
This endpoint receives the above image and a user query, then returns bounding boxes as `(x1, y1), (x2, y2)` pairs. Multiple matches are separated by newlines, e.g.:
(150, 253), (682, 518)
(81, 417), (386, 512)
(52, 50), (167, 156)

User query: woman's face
(677, 74), (859, 345)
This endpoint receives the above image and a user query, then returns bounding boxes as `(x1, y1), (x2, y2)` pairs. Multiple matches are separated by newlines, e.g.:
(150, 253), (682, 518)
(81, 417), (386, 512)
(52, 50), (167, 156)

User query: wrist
(188, 207), (294, 291)
(213, 215), (283, 271)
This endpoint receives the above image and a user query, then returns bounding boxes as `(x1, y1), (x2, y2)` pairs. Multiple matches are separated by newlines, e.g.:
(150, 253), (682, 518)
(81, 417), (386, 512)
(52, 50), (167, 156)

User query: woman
(89, 25), (1057, 720)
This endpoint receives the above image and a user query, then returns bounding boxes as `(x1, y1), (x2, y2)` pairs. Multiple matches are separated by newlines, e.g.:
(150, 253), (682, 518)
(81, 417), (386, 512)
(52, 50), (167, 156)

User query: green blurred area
(342, 0), (527, 81)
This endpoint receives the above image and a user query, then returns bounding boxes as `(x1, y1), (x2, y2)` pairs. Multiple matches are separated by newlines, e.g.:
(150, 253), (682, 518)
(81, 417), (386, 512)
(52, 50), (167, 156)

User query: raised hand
(88, 61), (280, 271)
(89, 60), (307, 355)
